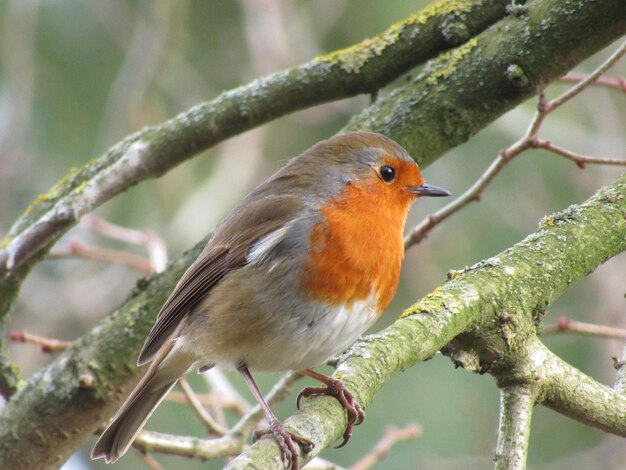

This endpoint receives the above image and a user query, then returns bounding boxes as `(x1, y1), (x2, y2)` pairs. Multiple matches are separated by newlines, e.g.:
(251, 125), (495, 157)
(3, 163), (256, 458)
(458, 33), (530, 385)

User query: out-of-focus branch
(350, 423), (422, 470)
(8, 330), (71, 354)
(547, 41), (626, 111)
(81, 215), (168, 273)
(561, 73), (626, 91)
(132, 431), (244, 460)
(542, 316), (626, 340)
(50, 239), (154, 276)
(178, 378), (228, 436)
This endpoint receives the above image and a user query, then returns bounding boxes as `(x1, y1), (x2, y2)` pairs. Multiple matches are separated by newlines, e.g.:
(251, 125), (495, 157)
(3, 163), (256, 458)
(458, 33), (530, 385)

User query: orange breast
(300, 178), (411, 313)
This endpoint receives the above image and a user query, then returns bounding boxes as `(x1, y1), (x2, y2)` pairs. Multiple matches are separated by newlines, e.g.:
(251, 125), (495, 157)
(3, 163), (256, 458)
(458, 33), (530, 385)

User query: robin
(92, 131), (449, 469)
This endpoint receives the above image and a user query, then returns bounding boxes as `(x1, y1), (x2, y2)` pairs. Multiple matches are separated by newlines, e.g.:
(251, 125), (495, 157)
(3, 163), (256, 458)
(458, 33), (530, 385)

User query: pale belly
(179, 291), (380, 373)
(249, 295), (380, 371)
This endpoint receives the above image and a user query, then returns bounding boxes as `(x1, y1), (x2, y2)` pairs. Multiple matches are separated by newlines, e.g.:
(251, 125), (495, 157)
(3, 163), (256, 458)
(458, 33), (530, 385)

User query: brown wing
(137, 194), (305, 365)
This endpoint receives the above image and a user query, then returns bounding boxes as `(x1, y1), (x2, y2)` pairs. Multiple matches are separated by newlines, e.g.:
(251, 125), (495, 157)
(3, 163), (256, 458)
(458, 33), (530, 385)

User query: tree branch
(494, 384), (535, 470)
(539, 341), (626, 435)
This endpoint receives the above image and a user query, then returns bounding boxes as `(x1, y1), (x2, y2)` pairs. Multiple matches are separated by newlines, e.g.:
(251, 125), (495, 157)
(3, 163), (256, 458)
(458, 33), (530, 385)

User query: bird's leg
(296, 368), (365, 448)
(237, 365), (313, 470)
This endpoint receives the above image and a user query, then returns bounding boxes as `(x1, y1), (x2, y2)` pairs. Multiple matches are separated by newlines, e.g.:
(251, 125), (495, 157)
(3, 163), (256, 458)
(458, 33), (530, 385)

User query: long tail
(92, 345), (193, 463)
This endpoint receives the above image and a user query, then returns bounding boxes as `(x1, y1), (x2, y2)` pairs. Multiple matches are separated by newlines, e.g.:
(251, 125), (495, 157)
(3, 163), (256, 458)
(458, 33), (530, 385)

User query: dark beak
(408, 183), (451, 197)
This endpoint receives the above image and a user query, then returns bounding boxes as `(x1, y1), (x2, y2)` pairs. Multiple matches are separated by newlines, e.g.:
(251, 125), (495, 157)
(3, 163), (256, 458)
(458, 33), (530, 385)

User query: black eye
(379, 165), (396, 182)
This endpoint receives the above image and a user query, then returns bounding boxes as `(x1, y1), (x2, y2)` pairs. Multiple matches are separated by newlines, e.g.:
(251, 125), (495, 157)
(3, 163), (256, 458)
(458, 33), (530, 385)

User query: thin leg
(297, 369), (365, 448)
(237, 365), (313, 470)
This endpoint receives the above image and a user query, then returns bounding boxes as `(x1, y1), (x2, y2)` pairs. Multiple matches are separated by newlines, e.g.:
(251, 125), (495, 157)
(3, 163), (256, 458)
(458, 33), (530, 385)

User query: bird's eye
(379, 165), (396, 183)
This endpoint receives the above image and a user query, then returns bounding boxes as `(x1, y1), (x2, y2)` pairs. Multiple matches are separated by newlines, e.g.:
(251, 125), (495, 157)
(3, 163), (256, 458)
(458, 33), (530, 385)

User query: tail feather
(92, 345), (193, 463)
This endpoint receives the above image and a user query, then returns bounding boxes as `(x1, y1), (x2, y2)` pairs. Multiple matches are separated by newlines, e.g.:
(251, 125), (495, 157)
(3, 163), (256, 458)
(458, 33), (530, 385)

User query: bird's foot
(296, 376), (365, 448)
(253, 418), (314, 470)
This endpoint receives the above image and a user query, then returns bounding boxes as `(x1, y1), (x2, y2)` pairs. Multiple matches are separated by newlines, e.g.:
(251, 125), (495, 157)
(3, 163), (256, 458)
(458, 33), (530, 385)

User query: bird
(91, 131), (449, 469)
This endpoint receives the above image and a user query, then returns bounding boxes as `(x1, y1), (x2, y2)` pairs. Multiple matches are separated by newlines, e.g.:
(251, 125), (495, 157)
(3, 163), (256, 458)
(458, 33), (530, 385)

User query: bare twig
(350, 423), (422, 470)
(532, 139), (626, 169)
(81, 215), (168, 273)
(178, 378), (229, 436)
(131, 447), (166, 470)
(132, 430), (244, 460)
(560, 73), (626, 92)
(202, 367), (252, 416)
(8, 330), (71, 353)
(165, 391), (245, 413)
(547, 39), (626, 111)
(542, 316), (626, 340)
(494, 384), (535, 470)
(306, 457), (348, 470)
(50, 239), (154, 275)
(405, 39), (626, 249)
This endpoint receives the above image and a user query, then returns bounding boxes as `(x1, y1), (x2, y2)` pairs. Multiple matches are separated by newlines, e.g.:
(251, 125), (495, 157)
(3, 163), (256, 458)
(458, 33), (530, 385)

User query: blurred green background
(0, 1), (624, 469)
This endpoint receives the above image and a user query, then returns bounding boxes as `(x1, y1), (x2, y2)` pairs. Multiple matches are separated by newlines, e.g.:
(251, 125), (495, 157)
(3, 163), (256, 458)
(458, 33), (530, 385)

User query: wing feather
(137, 194), (305, 365)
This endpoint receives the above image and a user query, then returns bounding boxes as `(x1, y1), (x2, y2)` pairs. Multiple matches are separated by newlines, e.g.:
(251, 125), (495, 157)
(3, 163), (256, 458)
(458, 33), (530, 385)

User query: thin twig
(131, 447), (166, 470)
(560, 73), (626, 92)
(165, 391), (245, 412)
(178, 378), (229, 436)
(542, 316), (626, 340)
(405, 40), (626, 249)
(50, 239), (154, 275)
(8, 330), (71, 353)
(202, 367), (252, 416)
(350, 423), (422, 470)
(532, 139), (626, 169)
(81, 215), (168, 272)
(547, 39), (626, 111)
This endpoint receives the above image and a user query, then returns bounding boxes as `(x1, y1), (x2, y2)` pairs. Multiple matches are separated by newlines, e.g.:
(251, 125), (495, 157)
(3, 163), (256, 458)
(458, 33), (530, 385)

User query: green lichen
(46, 166), (82, 199)
(13, 162), (89, 230)
(423, 37), (478, 86)
(402, 0), (475, 27)
(316, 0), (475, 73)
(21, 194), (50, 218)
(399, 286), (447, 319)
(0, 237), (10, 250)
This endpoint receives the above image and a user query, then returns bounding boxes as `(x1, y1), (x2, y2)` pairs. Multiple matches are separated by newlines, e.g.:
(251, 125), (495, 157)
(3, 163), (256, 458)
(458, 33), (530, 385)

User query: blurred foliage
(0, 1), (624, 469)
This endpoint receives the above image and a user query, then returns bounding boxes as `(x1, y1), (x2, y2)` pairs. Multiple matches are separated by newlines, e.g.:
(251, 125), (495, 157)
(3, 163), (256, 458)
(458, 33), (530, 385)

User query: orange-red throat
(300, 156), (425, 313)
